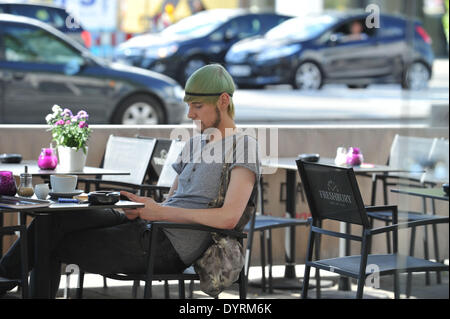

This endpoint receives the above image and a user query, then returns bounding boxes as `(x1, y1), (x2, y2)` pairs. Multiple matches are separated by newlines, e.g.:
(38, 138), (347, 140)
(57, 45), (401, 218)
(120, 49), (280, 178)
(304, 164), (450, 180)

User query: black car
(0, 14), (186, 125)
(225, 12), (434, 90)
(0, 1), (91, 48)
(114, 9), (291, 85)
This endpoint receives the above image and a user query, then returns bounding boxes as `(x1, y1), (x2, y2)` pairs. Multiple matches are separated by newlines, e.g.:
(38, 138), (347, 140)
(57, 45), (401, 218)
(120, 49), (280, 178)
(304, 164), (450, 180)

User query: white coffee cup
(34, 183), (50, 200)
(50, 175), (77, 193)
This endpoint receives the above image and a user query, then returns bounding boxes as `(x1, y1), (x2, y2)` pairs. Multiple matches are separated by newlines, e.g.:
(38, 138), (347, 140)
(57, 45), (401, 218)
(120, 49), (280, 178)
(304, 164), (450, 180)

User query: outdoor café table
(0, 200), (145, 299)
(261, 156), (421, 290)
(391, 187), (449, 202)
(0, 160), (130, 178)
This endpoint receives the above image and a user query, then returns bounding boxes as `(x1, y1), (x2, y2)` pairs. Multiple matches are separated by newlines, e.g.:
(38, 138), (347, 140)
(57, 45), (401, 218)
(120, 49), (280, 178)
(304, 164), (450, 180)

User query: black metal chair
(368, 136), (448, 291)
(296, 160), (449, 299)
(78, 135), (157, 195)
(0, 211), (29, 298)
(106, 221), (249, 299)
(243, 174), (310, 294)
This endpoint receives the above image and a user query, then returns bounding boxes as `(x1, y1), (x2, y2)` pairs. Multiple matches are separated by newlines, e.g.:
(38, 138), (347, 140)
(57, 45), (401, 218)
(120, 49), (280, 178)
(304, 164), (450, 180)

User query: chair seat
(310, 254), (449, 278)
(0, 276), (20, 286)
(367, 210), (444, 222)
(244, 215), (309, 232)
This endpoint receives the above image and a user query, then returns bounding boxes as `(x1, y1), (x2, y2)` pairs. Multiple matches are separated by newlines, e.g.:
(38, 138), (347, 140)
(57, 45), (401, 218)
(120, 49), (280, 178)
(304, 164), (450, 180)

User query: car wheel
(347, 84), (369, 89)
(293, 62), (323, 90)
(183, 57), (207, 83)
(402, 61), (430, 90)
(112, 94), (165, 125)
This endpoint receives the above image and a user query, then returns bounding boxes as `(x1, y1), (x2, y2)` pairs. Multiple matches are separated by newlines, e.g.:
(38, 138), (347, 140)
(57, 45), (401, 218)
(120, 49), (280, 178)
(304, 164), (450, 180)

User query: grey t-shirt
(162, 132), (260, 265)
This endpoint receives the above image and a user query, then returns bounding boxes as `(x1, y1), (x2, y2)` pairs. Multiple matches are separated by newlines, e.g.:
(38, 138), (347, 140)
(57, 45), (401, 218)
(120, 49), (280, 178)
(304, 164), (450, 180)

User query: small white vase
(57, 146), (88, 172)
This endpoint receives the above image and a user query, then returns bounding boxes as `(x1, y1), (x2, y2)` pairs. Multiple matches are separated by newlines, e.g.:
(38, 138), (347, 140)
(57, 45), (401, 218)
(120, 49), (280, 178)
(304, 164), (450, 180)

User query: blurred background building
(9, 0), (450, 58)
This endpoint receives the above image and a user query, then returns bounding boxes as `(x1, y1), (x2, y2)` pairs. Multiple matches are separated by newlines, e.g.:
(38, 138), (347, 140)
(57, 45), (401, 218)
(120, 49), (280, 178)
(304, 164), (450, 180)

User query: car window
(259, 15), (289, 34)
(266, 15), (337, 41)
(1, 23), (83, 65)
(227, 16), (262, 39)
(377, 17), (405, 38)
(8, 5), (68, 30)
(331, 18), (376, 42)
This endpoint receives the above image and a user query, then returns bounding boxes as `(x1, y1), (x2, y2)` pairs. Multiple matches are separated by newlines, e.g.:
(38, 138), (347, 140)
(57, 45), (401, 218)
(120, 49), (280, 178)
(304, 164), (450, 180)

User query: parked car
(0, 1), (91, 48)
(0, 14), (186, 125)
(114, 9), (291, 85)
(225, 11), (434, 90)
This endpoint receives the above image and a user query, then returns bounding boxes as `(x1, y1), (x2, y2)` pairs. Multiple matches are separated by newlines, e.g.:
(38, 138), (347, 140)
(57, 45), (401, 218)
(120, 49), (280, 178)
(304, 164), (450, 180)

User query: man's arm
(124, 166), (255, 229)
(162, 175), (179, 204)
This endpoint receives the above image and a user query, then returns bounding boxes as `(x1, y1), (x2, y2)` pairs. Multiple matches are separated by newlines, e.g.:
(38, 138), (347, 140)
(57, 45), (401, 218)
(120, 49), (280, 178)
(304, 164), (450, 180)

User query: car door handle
(12, 72), (26, 80)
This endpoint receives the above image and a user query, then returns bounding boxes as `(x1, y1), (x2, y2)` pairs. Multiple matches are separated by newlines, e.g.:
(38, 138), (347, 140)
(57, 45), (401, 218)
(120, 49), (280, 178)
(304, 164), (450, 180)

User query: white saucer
(49, 189), (83, 199)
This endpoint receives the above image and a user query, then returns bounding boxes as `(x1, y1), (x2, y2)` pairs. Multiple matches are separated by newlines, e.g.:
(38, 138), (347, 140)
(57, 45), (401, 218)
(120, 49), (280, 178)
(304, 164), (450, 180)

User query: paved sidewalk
(4, 263), (447, 299)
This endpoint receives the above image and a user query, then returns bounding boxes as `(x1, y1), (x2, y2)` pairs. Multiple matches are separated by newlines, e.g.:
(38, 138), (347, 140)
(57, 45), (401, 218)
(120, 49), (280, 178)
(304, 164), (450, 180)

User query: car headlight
(225, 50), (247, 63)
(254, 44), (301, 62)
(146, 44), (179, 59)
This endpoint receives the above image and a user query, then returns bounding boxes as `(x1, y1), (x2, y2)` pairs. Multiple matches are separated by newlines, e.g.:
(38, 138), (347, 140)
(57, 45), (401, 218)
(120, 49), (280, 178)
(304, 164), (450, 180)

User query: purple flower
(62, 109), (73, 118)
(77, 110), (89, 120)
(55, 120), (65, 126)
(79, 121), (88, 129)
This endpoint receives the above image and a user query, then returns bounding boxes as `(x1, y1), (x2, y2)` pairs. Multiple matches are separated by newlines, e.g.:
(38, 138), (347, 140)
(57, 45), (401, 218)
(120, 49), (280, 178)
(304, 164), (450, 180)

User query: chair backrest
(100, 135), (156, 184)
(421, 138), (449, 184)
(388, 134), (436, 178)
(156, 140), (186, 187)
(296, 160), (370, 227)
(137, 137), (174, 184)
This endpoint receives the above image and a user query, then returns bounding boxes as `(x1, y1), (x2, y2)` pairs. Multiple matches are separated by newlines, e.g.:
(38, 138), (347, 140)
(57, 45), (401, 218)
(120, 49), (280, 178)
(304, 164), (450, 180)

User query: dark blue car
(114, 9), (291, 85)
(0, 14), (185, 124)
(0, 1), (91, 48)
(225, 11), (434, 90)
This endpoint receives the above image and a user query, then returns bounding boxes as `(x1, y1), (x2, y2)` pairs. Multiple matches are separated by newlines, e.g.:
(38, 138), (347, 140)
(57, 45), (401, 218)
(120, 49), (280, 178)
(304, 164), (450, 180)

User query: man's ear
(218, 93), (230, 112)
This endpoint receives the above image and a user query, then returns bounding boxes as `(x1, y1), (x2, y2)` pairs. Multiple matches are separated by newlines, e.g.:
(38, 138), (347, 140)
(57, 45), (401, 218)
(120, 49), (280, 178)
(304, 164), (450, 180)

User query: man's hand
(120, 191), (161, 221)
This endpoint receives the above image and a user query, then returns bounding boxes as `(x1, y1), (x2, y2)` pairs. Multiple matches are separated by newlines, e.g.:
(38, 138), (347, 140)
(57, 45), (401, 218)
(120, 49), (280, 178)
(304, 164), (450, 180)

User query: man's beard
(201, 107), (221, 133)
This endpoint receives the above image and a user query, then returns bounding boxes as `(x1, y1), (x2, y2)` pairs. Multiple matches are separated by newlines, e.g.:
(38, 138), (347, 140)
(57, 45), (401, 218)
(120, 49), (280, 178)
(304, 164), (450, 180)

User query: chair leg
(356, 232), (370, 299)
(178, 280), (185, 299)
(430, 199), (441, 284)
(19, 224), (29, 299)
(188, 280), (194, 299)
(422, 198), (431, 285)
(393, 271), (400, 299)
(259, 231), (266, 293)
(132, 280), (140, 299)
(385, 221), (391, 254)
(423, 223), (431, 285)
(76, 270), (85, 299)
(103, 276), (108, 288)
(368, 217), (374, 254)
(301, 226), (315, 299)
(314, 222), (322, 300)
(406, 226), (416, 298)
(165, 280), (170, 299)
(267, 229), (273, 294)
(239, 268), (247, 299)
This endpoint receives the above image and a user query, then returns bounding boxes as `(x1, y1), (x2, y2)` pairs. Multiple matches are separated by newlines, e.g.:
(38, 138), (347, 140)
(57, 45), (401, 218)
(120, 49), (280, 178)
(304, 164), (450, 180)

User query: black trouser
(0, 209), (186, 298)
